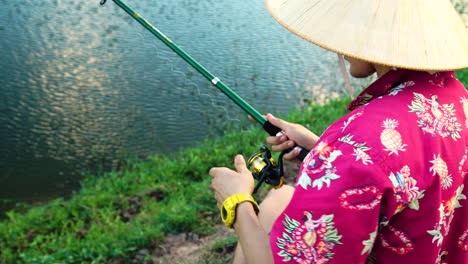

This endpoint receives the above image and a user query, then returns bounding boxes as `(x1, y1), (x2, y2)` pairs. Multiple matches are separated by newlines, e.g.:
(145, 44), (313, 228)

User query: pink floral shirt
(270, 69), (468, 264)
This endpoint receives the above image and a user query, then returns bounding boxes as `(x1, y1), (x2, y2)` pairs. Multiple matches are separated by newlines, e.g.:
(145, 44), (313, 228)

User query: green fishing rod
(99, 0), (309, 190)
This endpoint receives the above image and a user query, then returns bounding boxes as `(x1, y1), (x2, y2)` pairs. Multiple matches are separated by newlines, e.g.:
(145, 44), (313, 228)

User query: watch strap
(220, 193), (259, 229)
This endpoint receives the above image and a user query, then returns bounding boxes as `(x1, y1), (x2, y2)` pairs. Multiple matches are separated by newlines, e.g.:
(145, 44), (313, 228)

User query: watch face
(221, 206), (228, 220)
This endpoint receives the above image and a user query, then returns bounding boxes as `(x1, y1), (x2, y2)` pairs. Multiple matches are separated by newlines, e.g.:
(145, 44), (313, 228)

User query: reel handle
(248, 147), (284, 194)
(262, 121), (309, 161)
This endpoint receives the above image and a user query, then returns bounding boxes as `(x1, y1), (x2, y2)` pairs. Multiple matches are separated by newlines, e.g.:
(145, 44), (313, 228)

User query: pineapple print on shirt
(269, 70), (468, 264)
(380, 119), (408, 155)
(430, 154), (453, 189)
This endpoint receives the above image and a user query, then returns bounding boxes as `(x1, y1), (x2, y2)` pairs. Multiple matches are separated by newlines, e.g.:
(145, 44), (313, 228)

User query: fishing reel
(248, 146), (285, 194)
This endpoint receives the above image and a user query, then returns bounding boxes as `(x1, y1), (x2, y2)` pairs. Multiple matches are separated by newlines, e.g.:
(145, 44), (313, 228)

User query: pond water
(0, 0), (366, 213)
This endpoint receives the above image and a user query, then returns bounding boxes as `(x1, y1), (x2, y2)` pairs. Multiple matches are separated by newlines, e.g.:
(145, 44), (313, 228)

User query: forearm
(304, 131), (320, 150)
(234, 202), (273, 264)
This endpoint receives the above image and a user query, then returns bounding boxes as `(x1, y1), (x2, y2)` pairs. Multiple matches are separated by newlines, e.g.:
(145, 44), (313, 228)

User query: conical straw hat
(266, 0), (468, 71)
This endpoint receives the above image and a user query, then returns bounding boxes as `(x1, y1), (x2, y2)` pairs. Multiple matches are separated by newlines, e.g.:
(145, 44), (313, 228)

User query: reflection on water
(0, 0), (366, 213)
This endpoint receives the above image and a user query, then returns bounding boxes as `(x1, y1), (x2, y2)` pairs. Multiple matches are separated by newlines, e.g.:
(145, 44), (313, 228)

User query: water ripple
(0, 0), (371, 211)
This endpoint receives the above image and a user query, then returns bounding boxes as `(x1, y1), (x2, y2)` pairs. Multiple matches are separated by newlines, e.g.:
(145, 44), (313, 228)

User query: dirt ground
(149, 161), (301, 264)
(150, 225), (234, 263)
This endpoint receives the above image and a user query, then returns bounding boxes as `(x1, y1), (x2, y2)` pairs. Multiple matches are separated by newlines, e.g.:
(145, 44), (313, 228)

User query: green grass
(0, 98), (348, 264)
(456, 68), (468, 81)
(1, 68), (467, 263)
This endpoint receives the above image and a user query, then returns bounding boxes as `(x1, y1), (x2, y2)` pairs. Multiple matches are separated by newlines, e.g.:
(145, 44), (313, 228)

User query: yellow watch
(221, 193), (259, 229)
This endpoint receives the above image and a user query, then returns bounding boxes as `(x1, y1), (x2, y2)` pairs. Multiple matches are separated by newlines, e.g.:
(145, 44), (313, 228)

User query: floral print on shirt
(361, 230), (378, 255)
(276, 213), (342, 263)
(458, 229), (468, 251)
(338, 184), (382, 210)
(388, 81), (415, 96)
(435, 250), (449, 264)
(408, 93), (462, 140)
(458, 147), (468, 176)
(388, 165), (425, 212)
(427, 185), (466, 246)
(338, 134), (373, 165)
(341, 111), (364, 132)
(379, 224), (415, 255)
(298, 142), (342, 190)
(460, 97), (468, 128)
(270, 70), (468, 264)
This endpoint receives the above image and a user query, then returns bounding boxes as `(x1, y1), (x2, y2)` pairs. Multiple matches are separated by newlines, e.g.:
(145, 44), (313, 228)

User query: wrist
(305, 133), (320, 150)
(220, 193), (259, 229)
(233, 202), (258, 229)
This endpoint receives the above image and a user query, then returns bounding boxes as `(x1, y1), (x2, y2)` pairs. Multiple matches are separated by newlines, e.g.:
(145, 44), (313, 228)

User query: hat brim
(266, 0), (468, 71)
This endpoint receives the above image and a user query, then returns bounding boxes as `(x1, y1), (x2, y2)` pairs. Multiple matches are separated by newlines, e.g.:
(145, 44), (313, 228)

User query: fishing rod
(99, 0), (310, 191)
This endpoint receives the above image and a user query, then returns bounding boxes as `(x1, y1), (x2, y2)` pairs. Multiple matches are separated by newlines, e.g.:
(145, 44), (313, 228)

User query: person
(209, 0), (468, 263)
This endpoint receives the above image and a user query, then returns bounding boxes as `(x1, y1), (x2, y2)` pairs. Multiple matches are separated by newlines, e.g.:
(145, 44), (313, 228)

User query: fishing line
(99, 0), (309, 162)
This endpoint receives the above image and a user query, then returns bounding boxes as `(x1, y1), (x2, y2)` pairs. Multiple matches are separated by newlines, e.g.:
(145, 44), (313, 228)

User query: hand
(209, 155), (255, 208)
(265, 113), (319, 161)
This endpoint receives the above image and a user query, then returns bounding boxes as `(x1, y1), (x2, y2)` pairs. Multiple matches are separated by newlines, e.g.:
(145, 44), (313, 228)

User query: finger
(266, 113), (290, 131)
(234, 155), (249, 174)
(215, 193), (222, 208)
(209, 167), (227, 177)
(266, 135), (288, 145)
(209, 167), (219, 177)
(248, 114), (266, 123)
(271, 140), (295, 152)
(283, 147), (301, 160)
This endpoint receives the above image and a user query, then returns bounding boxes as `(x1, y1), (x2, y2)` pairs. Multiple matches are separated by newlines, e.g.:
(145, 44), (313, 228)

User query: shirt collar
(346, 69), (455, 111)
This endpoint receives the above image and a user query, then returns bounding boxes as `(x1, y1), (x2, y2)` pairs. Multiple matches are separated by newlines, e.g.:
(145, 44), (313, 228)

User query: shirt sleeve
(270, 135), (401, 264)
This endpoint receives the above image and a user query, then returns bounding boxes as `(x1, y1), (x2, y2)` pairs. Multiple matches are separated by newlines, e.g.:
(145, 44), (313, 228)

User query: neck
(374, 64), (393, 78)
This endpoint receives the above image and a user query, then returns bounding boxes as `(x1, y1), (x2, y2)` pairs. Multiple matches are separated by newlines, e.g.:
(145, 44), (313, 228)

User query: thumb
(234, 155), (249, 174)
(266, 113), (290, 131)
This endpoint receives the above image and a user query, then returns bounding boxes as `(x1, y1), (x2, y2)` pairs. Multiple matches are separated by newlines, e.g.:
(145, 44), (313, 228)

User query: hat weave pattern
(266, 0), (468, 71)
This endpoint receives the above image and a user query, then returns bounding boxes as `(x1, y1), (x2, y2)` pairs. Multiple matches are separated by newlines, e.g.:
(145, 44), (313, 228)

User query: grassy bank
(0, 98), (349, 263)
(1, 69), (467, 263)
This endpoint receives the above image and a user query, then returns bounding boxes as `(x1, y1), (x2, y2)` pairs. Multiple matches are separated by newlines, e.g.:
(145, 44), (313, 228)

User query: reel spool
(247, 147), (285, 193)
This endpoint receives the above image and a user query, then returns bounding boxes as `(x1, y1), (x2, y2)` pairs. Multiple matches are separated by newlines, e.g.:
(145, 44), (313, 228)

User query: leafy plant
(1, 69), (467, 263)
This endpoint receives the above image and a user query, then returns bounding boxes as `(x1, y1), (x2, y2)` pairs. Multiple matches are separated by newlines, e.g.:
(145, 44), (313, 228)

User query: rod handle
(262, 120), (282, 135)
(262, 121), (309, 161)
